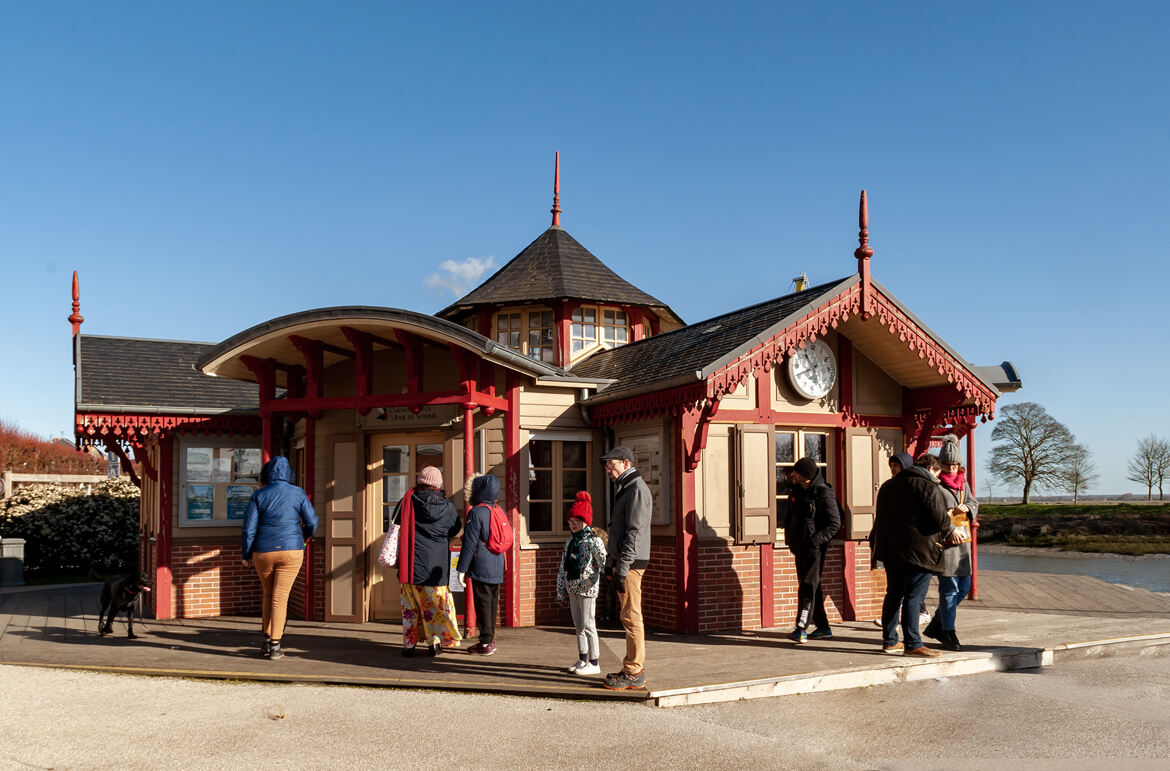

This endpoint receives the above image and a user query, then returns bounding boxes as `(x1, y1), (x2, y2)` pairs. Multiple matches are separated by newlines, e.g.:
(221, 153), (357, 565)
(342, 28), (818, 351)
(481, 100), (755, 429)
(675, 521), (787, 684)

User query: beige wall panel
(852, 513), (874, 534)
(720, 376), (754, 408)
(854, 350), (903, 416)
(698, 424), (732, 540)
(329, 546), (356, 616)
(519, 386), (586, 431)
(773, 332), (841, 414)
(332, 518), (356, 539)
(331, 441), (357, 512)
(371, 348), (407, 395)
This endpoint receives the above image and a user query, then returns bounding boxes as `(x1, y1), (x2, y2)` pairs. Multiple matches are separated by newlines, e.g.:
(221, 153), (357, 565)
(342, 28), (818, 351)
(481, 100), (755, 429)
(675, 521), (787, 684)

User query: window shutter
(844, 428), (878, 539)
(734, 425), (776, 545)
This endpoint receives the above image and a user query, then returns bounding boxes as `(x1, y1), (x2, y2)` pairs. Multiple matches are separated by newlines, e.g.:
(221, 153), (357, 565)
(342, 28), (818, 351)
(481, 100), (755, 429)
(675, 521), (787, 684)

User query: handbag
(949, 489), (972, 544)
(378, 523), (400, 567)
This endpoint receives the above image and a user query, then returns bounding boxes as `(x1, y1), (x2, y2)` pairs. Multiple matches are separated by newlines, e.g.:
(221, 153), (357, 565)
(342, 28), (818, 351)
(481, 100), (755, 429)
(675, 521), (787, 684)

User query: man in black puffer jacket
(872, 453), (960, 657)
(783, 457), (841, 644)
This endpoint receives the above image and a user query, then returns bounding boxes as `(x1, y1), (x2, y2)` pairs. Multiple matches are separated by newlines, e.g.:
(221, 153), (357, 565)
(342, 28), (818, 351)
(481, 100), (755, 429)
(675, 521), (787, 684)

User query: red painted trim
(476, 309), (492, 338)
(303, 417), (316, 621)
(714, 409), (904, 429)
(394, 329), (424, 395)
(760, 544), (774, 628)
(259, 390), (508, 416)
(842, 541), (857, 621)
(504, 372), (522, 626)
(75, 413), (262, 443)
(555, 301), (573, 368)
(261, 415), (273, 463)
(590, 383), (706, 426)
(683, 399), (719, 472)
(132, 444), (157, 482)
(677, 410), (699, 633)
(155, 436), (173, 619)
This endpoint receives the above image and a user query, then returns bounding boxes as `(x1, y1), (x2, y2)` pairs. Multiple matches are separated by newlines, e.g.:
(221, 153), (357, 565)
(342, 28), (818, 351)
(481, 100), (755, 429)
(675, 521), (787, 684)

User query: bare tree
(988, 402), (1075, 504)
(1061, 443), (1098, 504)
(1128, 435), (1170, 501)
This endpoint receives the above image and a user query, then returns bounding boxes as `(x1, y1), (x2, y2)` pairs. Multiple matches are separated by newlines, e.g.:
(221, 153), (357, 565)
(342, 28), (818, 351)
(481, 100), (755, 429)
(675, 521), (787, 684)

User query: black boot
(923, 616), (942, 642)
(940, 630), (962, 651)
(261, 635), (272, 658)
(269, 640), (284, 660)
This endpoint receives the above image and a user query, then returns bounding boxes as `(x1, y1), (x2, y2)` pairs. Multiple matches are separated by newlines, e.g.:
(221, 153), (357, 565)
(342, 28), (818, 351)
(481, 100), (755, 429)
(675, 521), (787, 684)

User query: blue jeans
(936, 574), (972, 631)
(882, 563), (933, 649)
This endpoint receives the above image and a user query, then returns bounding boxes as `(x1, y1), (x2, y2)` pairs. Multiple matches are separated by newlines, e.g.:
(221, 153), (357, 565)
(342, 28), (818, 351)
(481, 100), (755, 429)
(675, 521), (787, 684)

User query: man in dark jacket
(783, 457), (842, 644)
(600, 446), (653, 691)
(872, 453), (960, 657)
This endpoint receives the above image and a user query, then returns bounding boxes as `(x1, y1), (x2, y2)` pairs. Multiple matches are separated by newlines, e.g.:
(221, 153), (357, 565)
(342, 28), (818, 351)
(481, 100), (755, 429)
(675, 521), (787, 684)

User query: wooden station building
(71, 167), (1021, 634)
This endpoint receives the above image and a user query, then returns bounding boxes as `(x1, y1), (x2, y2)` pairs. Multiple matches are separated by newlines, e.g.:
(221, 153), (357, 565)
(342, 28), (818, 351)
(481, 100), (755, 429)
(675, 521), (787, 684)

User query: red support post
(155, 435), (173, 619)
(556, 301), (573, 367)
(290, 336), (324, 419)
(303, 417), (316, 620)
(677, 409), (699, 633)
(463, 400), (477, 634)
(967, 427), (980, 600)
(504, 372), (522, 626)
(760, 542), (774, 628)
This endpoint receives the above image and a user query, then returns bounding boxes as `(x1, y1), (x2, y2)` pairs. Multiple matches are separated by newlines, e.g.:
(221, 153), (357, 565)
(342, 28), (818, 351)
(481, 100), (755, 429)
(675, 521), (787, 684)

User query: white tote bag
(377, 523), (400, 567)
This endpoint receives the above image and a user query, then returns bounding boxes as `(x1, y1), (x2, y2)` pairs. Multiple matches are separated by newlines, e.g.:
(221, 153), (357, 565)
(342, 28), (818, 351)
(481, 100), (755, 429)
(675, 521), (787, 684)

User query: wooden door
(326, 439), (363, 623)
(733, 424), (777, 544)
(844, 428), (880, 539)
(367, 432), (445, 621)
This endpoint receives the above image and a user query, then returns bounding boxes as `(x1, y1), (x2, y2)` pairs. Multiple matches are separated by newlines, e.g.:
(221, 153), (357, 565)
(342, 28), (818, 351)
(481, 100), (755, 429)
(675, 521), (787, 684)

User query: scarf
(396, 488), (422, 585)
(562, 527), (592, 581)
(939, 470), (966, 498)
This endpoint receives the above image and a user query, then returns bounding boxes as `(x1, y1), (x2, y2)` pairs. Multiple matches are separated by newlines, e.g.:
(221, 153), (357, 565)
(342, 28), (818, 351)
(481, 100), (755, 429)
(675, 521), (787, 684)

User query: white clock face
(787, 339), (837, 399)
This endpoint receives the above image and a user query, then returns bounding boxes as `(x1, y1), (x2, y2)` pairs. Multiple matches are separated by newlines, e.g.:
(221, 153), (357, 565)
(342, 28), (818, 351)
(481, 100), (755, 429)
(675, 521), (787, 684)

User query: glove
(457, 572), (466, 587)
(613, 573), (626, 594)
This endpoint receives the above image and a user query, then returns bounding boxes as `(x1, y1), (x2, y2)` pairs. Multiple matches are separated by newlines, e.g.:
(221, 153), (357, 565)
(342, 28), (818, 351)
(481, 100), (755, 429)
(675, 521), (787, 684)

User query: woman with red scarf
(924, 435), (979, 651)
(395, 465), (462, 656)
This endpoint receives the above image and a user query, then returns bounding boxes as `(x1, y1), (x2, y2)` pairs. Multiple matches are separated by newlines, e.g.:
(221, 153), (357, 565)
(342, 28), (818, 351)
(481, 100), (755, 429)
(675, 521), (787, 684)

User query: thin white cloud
(425, 256), (495, 297)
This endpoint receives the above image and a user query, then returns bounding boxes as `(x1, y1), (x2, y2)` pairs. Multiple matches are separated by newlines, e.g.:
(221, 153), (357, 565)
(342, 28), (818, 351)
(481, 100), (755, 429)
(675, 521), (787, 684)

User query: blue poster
(226, 485), (253, 520)
(187, 484), (214, 520)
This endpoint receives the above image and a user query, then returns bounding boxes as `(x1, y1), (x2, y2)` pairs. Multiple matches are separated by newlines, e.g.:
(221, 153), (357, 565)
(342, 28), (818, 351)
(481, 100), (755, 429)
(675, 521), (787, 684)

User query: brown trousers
(253, 549), (304, 640)
(617, 568), (646, 674)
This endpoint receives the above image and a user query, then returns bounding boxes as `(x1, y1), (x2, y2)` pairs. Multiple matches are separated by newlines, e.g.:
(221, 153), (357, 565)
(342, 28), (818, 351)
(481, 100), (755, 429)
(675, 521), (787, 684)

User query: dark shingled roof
(573, 277), (854, 403)
(437, 227), (683, 324)
(77, 335), (258, 412)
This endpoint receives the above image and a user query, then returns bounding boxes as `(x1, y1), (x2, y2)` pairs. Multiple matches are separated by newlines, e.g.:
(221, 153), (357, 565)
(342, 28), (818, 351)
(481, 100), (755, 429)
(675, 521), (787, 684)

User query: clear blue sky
(2, 2), (1167, 497)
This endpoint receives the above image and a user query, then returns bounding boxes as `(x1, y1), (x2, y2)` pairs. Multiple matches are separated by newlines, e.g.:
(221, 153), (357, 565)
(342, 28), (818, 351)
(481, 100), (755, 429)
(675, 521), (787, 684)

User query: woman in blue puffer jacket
(241, 456), (318, 660)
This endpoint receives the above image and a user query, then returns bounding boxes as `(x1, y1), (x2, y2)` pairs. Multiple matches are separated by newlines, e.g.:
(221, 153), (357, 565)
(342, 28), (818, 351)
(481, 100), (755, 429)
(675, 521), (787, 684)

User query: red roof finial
(68, 270), (84, 335)
(550, 151), (562, 228)
(854, 190), (873, 262)
(854, 190), (874, 319)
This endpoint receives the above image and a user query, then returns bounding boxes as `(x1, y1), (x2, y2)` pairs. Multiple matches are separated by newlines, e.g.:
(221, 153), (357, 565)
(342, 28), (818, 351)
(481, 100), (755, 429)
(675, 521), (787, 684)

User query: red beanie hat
(566, 491), (593, 526)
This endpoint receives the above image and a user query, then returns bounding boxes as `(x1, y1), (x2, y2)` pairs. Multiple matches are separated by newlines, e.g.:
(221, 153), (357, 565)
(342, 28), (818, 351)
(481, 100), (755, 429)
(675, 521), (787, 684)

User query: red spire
(68, 270), (84, 335)
(550, 151), (562, 227)
(854, 190), (874, 319)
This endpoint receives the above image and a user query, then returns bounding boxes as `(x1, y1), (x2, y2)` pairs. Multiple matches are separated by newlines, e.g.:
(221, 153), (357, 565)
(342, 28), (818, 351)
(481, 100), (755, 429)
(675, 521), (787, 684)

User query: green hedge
(0, 480), (139, 574)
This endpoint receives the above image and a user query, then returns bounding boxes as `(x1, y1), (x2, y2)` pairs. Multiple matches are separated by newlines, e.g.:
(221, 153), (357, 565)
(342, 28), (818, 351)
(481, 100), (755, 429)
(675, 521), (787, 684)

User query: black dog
(93, 570), (153, 638)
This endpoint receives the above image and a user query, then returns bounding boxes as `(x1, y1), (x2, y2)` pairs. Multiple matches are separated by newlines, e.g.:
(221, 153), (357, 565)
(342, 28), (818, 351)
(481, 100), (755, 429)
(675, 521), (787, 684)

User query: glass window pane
(615, 327), (627, 343)
(383, 445), (409, 473)
(583, 308), (595, 323)
(572, 308), (583, 323)
(614, 311), (626, 324)
(563, 470), (587, 494)
(775, 433), (795, 463)
(804, 433), (827, 463)
(530, 469), (553, 500)
(562, 441), (587, 468)
(603, 309), (615, 324)
(384, 474), (408, 505)
(541, 347), (556, 363)
(775, 465), (794, 498)
(584, 324), (595, 338)
(529, 501), (552, 532)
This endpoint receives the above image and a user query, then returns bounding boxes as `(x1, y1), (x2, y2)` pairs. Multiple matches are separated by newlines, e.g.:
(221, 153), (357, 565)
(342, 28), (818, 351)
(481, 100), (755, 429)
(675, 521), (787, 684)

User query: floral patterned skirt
(400, 583), (463, 650)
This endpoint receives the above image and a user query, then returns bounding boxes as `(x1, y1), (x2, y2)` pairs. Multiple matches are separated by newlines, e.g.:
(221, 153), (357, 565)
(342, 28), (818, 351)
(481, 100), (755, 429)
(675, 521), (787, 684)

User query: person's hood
(412, 486), (451, 522)
(471, 474), (500, 506)
(903, 464), (936, 483)
(262, 456), (294, 484)
(891, 453), (915, 473)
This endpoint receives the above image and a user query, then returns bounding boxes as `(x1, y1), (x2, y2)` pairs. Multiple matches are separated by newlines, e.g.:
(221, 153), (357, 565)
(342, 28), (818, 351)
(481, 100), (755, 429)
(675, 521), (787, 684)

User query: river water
(978, 549), (1170, 594)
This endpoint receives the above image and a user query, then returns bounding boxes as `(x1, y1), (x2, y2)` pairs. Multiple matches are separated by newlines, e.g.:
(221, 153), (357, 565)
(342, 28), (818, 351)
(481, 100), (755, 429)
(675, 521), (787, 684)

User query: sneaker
(807, 627), (833, 640)
(881, 642), (904, 655)
(427, 643), (441, 657)
(575, 663), (601, 676)
(789, 629), (808, 644)
(477, 642), (496, 656)
(602, 670), (647, 690)
(567, 659), (587, 673)
(918, 611), (932, 628)
(904, 646), (941, 658)
(268, 641), (284, 661)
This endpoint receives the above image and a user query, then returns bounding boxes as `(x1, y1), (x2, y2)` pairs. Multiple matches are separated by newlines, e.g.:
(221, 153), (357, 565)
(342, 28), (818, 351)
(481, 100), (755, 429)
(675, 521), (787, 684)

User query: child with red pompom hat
(556, 491), (608, 676)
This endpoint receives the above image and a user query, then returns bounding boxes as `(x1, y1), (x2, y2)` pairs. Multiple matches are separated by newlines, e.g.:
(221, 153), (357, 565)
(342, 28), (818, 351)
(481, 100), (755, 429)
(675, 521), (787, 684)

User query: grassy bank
(977, 503), (1170, 555)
